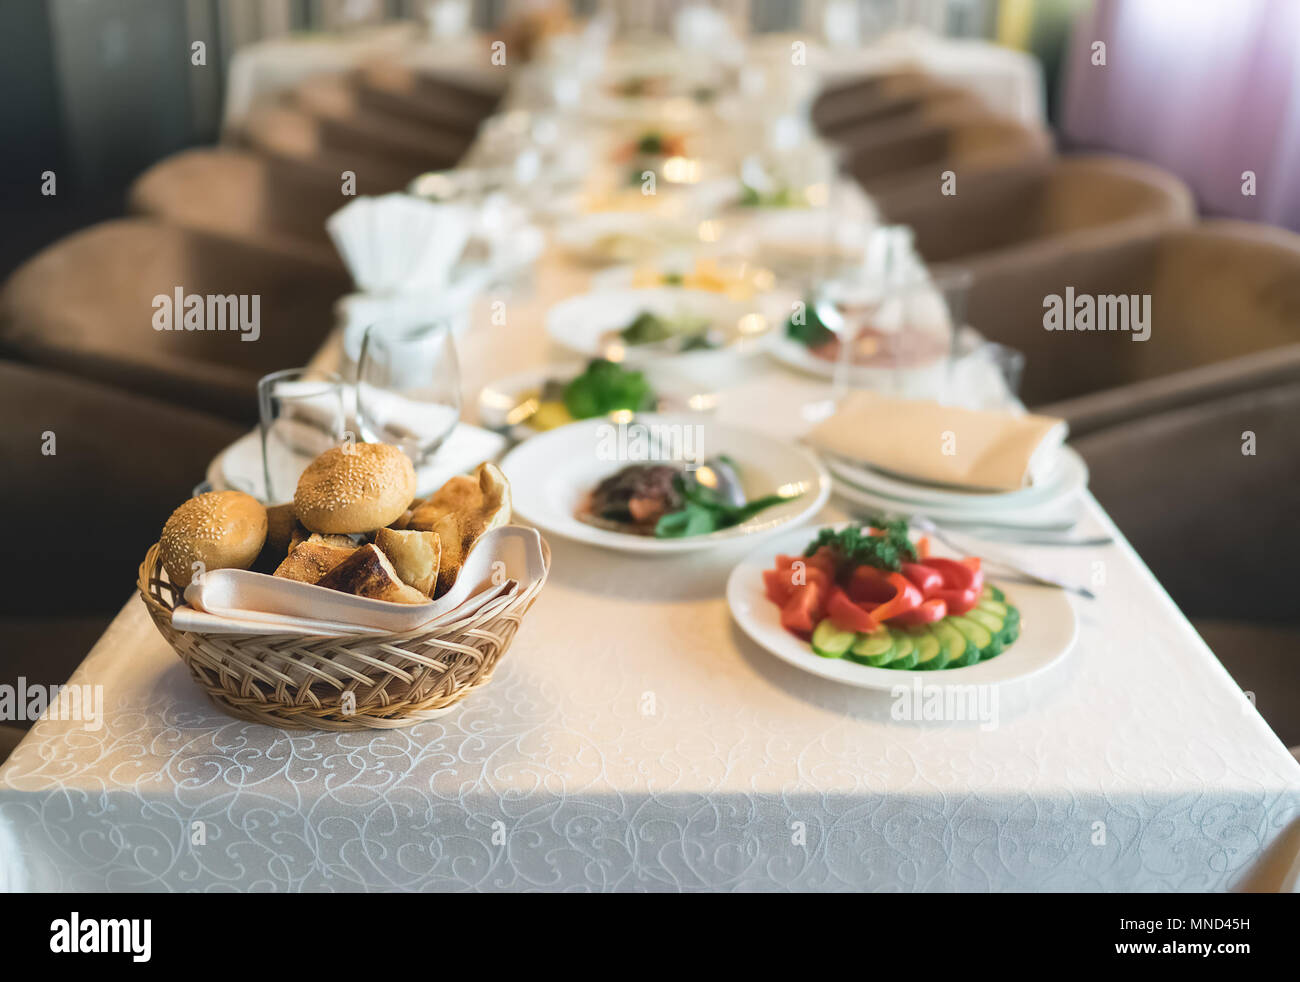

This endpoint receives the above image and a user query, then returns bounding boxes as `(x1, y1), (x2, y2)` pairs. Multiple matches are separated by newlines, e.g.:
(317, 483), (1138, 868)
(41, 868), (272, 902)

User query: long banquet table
(2, 32), (1298, 893)
(2, 242), (1298, 891)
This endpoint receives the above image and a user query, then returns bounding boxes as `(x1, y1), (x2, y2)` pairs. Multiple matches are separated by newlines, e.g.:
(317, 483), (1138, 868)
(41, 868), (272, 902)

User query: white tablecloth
(1, 247), (1297, 891)
(221, 22), (500, 132)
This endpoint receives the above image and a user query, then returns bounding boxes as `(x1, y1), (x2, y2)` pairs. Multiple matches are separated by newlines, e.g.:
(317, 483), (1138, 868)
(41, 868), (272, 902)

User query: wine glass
(815, 227), (972, 404)
(356, 318), (461, 467)
(258, 368), (347, 504)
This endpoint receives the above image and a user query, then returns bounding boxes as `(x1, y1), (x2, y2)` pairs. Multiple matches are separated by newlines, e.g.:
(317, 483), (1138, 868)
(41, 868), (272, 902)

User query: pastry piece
(315, 544), (429, 604)
(374, 528), (441, 596)
(408, 462), (511, 596)
(287, 522), (310, 553)
(294, 443), (417, 534)
(274, 536), (358, 584)
(160, 490), (267, 588)
(264, 503), (299, 555)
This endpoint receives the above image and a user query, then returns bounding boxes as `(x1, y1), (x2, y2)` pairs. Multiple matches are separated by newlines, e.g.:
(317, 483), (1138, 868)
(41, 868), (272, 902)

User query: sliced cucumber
(885, 629), (918, 669)
(930, 620), (977, 669)
(948, 615), (992, 666)
(848, 626), (895, 667)
(909, 629), (944, 670)
(977, 598), (1008, 619)
(966, 607), (1004, 635)
(811, 619), (855, 658)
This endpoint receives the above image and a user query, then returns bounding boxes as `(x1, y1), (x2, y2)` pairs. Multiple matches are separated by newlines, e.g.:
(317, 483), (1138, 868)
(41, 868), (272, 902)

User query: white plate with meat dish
(500, 413), (831, 554)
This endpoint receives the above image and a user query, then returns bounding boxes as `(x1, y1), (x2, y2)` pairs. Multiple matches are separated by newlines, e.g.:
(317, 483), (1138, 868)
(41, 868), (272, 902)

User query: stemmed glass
(258, 368), (347, 504)
(812, 226), (972, 405)
(356, 318), (462, 468)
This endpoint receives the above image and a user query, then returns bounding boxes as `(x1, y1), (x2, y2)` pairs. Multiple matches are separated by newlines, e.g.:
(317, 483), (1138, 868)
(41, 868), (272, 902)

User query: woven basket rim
(135, 530), (550, 730)
(136, 535), (550, 642)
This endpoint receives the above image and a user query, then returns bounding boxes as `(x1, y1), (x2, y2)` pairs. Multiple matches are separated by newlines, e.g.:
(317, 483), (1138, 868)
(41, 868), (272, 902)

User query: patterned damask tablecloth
(1, 487), (1298, 891)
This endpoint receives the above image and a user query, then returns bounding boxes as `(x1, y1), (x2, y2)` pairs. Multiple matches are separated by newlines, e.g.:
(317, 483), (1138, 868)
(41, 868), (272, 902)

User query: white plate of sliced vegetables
(727, 521), (1078, 690)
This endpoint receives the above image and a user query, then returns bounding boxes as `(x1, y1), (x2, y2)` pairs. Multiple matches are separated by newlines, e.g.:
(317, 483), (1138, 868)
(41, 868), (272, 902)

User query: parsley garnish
(803, 520), (917, 577)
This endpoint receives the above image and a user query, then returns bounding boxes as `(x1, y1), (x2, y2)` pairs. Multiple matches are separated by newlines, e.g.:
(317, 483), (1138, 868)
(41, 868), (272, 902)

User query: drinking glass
(356, 318), (461, 467)
(815, 228), (973, 404)
(258, 368), (347, 504)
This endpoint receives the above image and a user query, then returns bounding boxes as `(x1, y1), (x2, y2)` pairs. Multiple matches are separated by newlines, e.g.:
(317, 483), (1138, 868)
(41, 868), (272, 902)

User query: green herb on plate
(785, 297), (837, 349)
(803, 519), (918, 575)
(619, 310), (715, 350)
(562, 359), (655, 420)
(655, 465), (796, 538)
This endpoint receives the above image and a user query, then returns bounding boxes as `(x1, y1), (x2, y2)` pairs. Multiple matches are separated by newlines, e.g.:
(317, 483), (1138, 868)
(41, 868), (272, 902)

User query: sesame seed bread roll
(159, 490), (268, 588)
(294, 443), (417, 534)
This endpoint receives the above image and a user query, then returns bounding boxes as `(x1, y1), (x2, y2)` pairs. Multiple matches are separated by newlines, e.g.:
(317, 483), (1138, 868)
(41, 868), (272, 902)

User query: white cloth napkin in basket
(172, 526), (546, 637)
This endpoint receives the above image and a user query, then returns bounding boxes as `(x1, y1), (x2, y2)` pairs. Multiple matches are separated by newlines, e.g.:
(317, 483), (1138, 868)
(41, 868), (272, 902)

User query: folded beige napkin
(807, 392), (1067, 492)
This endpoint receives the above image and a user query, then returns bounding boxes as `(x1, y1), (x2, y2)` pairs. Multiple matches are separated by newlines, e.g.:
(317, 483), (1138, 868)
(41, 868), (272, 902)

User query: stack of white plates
(824, 446), (1090, 528)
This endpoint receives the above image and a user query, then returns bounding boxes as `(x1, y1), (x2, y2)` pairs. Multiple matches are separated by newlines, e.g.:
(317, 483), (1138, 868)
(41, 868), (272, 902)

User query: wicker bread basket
(137, 537), (550, 730)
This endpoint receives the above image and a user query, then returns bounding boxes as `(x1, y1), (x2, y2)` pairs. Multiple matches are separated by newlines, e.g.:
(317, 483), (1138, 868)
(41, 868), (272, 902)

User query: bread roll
(408, 462), (511, 596)
(315, 544), (429, 604)
(374, 528), (441, 596)
(294, 443), (416, 534)
(274, 536), (358, 584)
(160, 491), (268, 588)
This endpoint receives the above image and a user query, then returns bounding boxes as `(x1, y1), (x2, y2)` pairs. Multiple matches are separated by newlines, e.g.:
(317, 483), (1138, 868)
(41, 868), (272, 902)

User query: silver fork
(910, 516), (1097, 600)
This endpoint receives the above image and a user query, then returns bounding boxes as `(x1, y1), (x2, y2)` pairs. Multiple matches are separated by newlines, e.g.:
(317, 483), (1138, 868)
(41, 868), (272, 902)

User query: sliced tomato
(826, 586), (878, 633)
(889, 597), (947, 626)
(931, 587), (978, 616)
(780, 582), (826, 636)
(770, 557), (830, 591)
(763, 568), (794, 606)
(868, 572), (924, 622)
(805, 546), (838, 580)
(960, 557), (984, 593)
(901, 562), (944, 597)
(923, 557), (979, 592)
(847, 565), (896, 605)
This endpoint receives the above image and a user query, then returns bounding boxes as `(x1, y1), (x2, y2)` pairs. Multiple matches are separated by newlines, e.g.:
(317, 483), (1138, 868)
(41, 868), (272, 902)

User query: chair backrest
(0, 361), (244, 615)
(961, 220), (1300, 408)
(0, 219), (351, 421)
(292, 75), (472, 171)
(128, 148), (344, 267)
(357, 62), (502, 135)
(885, 154), (1195, 268)
(1075, 381), (1300, 620)
(813, 71), (977, 138)
(239, 104), (421, 193)
(844, 111), (1053, 198)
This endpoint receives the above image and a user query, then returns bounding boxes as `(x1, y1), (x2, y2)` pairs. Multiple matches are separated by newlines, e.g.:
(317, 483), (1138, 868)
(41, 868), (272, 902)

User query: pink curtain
(1060, 0), (1300, 230)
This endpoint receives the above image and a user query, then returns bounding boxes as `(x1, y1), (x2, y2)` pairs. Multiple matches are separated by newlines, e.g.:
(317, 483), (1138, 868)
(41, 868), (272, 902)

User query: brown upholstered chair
(291, 74), (474, 172)
(843, 108), (1054, 204)
(0, 219), (352, 422)
(128, 148), (345, 268)
(882, 155), (1195, 276)
(812, 71), (982, 141)
(960, 220), (1300, 433)
(355, 62), (503, 136)
(1074, 382), (1300, 747)
(0, 361), (244, 696)
(239, 104), (441, 194)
